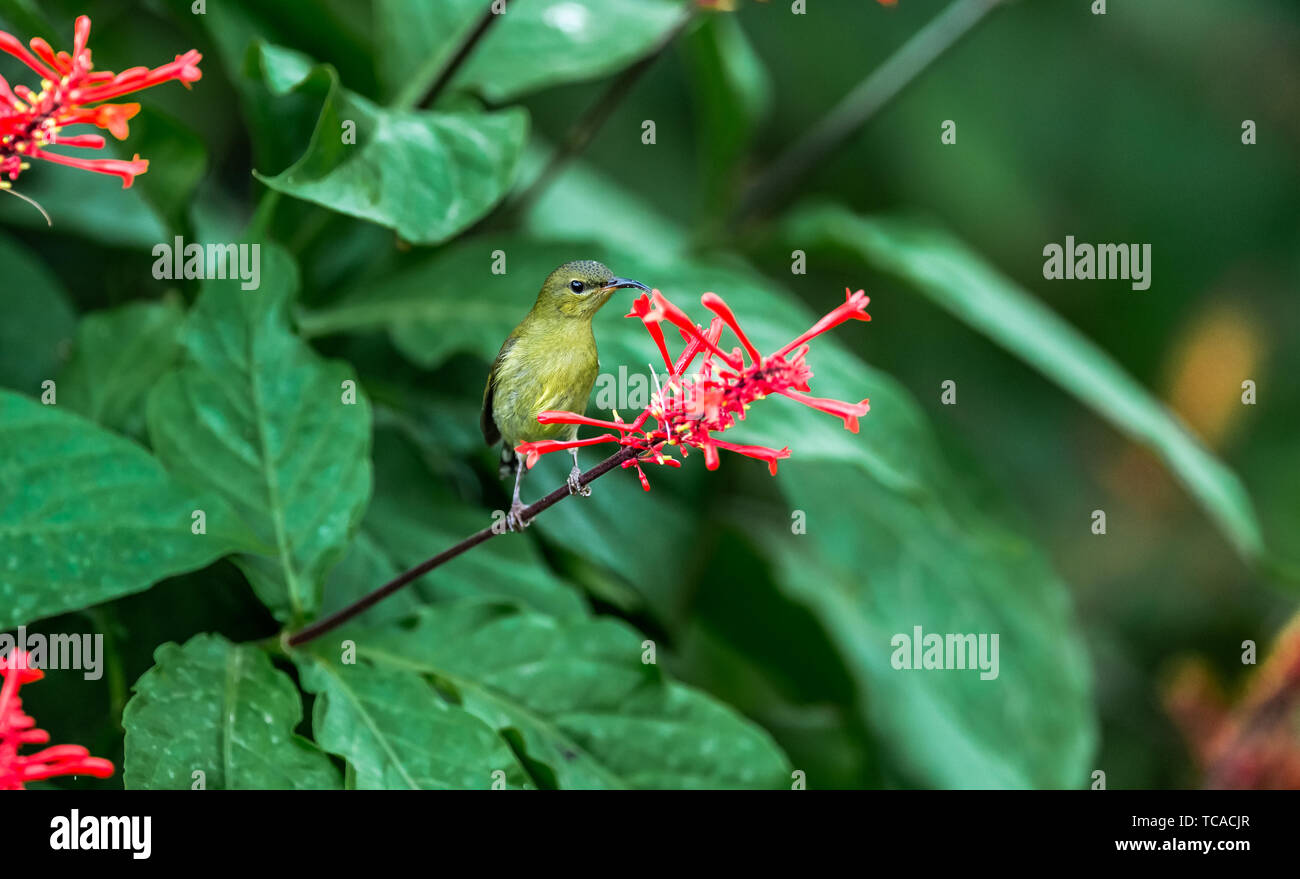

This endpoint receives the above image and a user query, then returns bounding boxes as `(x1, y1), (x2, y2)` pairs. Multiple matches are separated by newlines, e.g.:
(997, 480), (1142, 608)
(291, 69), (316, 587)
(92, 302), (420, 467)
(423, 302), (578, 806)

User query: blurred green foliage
(2, 0), (1297, 789)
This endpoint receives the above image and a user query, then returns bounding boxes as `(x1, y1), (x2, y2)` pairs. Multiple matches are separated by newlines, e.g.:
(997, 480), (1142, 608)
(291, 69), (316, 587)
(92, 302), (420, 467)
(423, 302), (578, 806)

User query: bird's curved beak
(601, 277), (651, 293)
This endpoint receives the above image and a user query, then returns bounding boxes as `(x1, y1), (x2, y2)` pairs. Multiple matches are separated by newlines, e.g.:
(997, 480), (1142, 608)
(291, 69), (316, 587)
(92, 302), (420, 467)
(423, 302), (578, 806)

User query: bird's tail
(498, 443), (518, 480)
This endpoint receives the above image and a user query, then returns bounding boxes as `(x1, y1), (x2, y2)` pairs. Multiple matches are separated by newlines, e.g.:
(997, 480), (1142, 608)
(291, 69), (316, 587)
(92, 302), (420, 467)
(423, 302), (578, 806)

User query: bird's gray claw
(567, 468), (591, 497)
(506, 502), (531, 532)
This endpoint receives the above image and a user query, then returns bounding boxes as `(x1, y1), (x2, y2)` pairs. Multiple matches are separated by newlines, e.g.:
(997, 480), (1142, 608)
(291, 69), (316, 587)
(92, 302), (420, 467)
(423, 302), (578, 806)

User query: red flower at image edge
(0, 14), (201, 189)
(516, 288), (872, 490)
(0, 649), (114, 789)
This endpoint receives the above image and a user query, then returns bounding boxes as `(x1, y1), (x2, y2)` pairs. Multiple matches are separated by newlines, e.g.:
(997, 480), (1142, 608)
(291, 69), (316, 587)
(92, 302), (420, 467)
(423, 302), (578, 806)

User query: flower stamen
(0, 15), (201, 190)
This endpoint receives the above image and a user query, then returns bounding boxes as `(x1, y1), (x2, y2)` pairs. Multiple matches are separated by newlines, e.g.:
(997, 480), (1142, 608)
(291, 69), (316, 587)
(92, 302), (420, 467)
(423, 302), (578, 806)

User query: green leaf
(59, 298), (185, 438)
(147, 243), (372, 623)
(123, 634), (341, 790)
(788, 205), (1268, 565)
(353, 599), (792, 789)
(294, 155), (689, 345)
(378, 0), (687, 106)
(0, 234), (76, 395)
(248, 43), (528, 245)
(0, 391), (256, 629)
(758, 461), (1095, 789)
(296, 650), (528, 790)
(297, 242), (523, 362)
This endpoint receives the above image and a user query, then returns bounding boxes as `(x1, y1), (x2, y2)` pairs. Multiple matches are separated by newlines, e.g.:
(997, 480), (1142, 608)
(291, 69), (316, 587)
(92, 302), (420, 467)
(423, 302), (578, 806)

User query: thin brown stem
(285, 445), (639, 648)
(497, 9), (696, 223)
(396, 0), (506, 110)
(733, 0), (1006, 226)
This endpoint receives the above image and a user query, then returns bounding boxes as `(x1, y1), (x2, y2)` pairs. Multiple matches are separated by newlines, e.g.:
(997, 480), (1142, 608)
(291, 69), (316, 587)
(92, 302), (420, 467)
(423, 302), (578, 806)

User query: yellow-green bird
(482, 260), (650, 530)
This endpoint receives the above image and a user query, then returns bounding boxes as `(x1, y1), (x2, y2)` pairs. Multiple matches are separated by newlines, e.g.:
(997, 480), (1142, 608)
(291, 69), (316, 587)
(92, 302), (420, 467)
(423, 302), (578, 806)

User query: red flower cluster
(0, 649), (114, 789)
(516, 288), (871, 490)
(0, 14), (201, 189)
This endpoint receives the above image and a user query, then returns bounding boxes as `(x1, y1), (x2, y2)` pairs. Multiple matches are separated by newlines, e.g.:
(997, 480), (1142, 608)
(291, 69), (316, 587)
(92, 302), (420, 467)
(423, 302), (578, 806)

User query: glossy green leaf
(378, 0), (687, 106)
(59, 298), (185, 438)
(788, 205), (1268, 564)
(353, 599), (791, 789)
(297, 242), (527, 363)
(123, 634), (341, 790)
(248, 43), (527, 244)
(297, 650), (528, 790)
(0, 391), (256, 629)
(147, 244), (372, 623)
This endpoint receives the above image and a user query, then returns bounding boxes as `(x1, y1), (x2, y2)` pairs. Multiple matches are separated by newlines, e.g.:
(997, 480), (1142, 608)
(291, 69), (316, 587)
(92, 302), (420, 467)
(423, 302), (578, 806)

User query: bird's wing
(480, 334), (516, 446)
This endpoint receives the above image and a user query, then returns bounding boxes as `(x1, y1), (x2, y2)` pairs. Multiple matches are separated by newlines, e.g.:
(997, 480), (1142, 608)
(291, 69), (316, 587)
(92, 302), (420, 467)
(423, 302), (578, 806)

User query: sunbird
(482, 260), (650, 530)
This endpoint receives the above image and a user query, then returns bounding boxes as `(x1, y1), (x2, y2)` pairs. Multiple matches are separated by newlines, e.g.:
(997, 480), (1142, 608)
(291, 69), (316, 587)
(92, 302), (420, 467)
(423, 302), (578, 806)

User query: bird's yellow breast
(491, 322), (599, 447)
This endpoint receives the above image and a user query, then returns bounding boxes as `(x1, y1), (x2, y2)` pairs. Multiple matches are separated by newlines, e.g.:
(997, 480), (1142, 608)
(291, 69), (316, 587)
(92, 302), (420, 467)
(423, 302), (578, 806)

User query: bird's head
(535, 259), (650, 319)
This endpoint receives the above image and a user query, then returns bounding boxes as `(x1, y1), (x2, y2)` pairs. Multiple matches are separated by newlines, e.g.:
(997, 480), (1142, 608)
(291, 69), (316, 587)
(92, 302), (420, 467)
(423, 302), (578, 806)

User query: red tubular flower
(516, 288), (872, 490)
(0, 14), (201, 189)
(0, 649), (114, 790)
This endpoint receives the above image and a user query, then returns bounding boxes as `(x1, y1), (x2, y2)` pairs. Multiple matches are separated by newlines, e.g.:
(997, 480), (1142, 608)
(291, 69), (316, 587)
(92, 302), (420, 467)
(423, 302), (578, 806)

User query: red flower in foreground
(0, 14), (201, 189)
(0, 649), (114, 789)
(1165, 627), (1300, 789)
(516, 288), (871, 490)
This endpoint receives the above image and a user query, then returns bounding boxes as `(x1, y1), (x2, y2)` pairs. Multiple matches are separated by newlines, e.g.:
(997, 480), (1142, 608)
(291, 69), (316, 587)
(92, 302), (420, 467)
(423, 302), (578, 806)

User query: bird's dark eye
(569, 280), (584, 293)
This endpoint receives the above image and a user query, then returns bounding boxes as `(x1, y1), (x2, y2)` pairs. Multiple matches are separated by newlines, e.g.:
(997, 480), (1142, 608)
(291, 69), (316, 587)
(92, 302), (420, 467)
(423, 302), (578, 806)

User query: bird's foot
(506, 502), (531, 532)
(566, 466), (591, 497)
